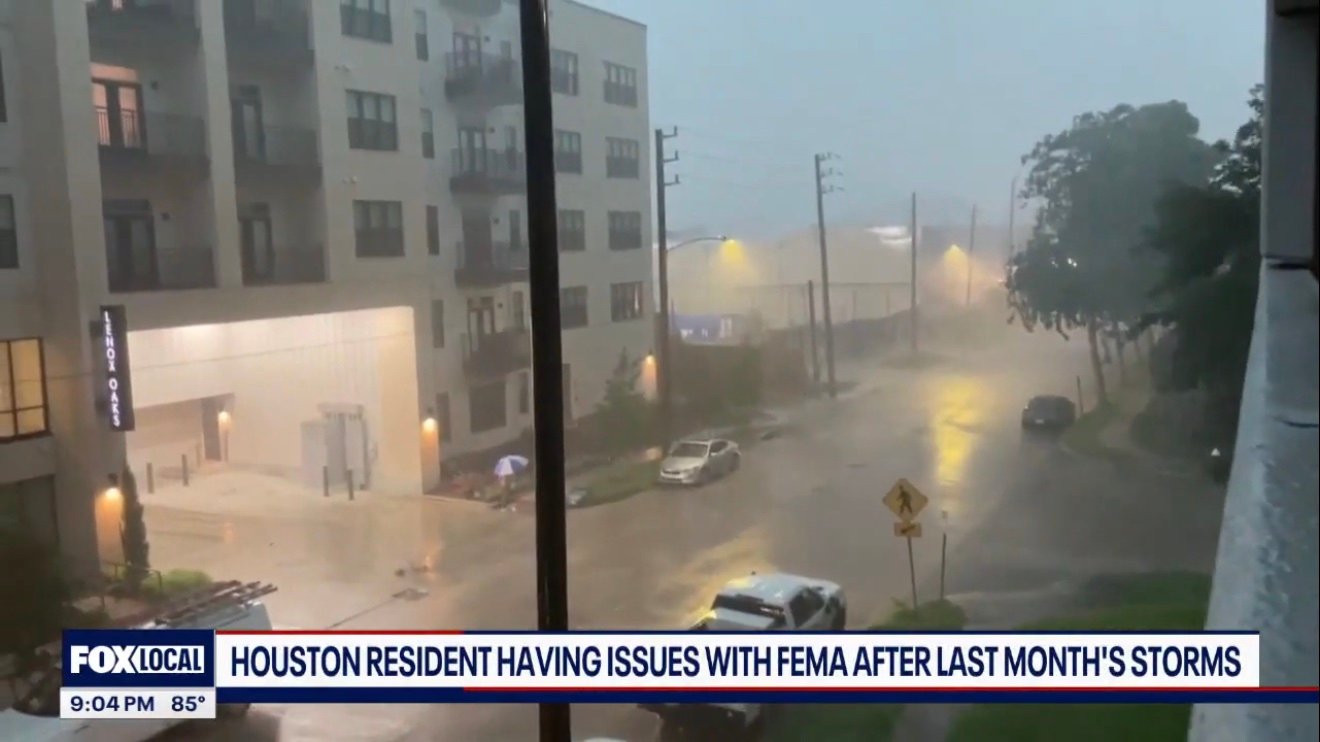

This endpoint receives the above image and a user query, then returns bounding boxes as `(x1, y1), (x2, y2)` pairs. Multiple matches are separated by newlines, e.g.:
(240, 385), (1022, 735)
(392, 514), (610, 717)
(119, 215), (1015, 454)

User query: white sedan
(656, 438), (741, 486)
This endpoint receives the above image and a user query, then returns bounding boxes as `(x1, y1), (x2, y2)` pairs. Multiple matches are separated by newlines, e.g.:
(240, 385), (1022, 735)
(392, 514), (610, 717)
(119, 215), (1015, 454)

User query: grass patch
(949, 571), (1210, 742)
(573, 460), (659, 508)
(768, 601), (966, 741)
(141, 569), (213, 603)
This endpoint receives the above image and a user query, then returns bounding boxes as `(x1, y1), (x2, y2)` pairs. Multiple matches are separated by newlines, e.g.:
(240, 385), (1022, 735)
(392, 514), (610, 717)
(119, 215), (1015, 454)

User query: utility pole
(814, 153), (840, 398)
(654, 127), (680, 447)
(910, 192), (918, 355)
(806, 280), (820, 385)
(965, 204), (978, 308)
(1007, 176), (1017, 260)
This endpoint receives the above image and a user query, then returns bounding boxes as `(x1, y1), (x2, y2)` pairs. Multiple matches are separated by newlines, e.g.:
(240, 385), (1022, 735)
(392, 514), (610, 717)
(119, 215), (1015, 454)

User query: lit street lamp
(657, 234), (730, 448)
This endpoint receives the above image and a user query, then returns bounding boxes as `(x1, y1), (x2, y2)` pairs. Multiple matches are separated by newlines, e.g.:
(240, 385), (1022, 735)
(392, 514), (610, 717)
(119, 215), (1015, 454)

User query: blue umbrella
(493, 455), (529, 478)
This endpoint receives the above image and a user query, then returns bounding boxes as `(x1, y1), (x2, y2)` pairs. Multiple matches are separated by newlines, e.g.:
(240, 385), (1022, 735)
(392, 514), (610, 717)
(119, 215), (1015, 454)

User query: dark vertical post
(1007, 176), (1017, 260)
(181, 454), (189, 487)
(1076, 375), (1085, 415)
(965, 204), (978, 308)
(907, 535), (920, 612)
(146, 463), (154, 494)
(346, 470), (355, 501)
(910, 193), (919, 355)
(654, 128), (678, 449)
(517, 1), (571, 738)
(322, 466), (330, 497)
(807, 280), (820, 385)
(814, 154), (837, 398)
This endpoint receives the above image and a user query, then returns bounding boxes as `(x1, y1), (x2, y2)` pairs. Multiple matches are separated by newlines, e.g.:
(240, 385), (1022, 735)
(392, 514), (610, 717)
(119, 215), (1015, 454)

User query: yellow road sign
(894, 521), (923, 538)
(883, 478), (929, 522)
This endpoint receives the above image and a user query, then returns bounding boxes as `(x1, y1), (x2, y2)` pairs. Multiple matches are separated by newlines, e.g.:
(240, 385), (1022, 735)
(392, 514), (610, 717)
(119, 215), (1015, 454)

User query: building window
(430, 392), (450, 443)
(414, 8), (428, 60)
(0, 477), (58, 549)
(430, 299), (445, 348)
(611, 282), (644, 322)
(550, 48), (579, 95)
(1, 338), (48, 441)
(561, 286), (588, 329)
(426, 205), (441, 255)
(421, 108), (435, 159)
(0, 196), (16, 270)
(606, 137), (640, 178)
(346, 90), (398, 151)
(558, 209), (586, 252)
(518, 372), (530, 415)
(608, 211), (643, 251)
(469, 379), (506, 434)
(341, 0), (392, 43)
(604, 62), (638, 107)
(0, 52), (7, 123)
(554, 130), (582, 173)
(353, 200), (404, 257)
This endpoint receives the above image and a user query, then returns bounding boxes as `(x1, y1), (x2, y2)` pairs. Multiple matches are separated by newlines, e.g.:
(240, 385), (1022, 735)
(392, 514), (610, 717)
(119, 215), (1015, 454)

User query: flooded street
(144, 326), (1224, 741)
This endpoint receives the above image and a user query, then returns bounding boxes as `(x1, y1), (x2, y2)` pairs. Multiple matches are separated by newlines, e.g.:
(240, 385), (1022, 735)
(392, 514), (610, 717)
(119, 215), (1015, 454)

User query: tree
(1143, 86), (1262, 436)
(593, 350), (654, 455)
(1007, 101), (1219, 405)
(120, 467), (151, 590)
(0, 526), (70, 672)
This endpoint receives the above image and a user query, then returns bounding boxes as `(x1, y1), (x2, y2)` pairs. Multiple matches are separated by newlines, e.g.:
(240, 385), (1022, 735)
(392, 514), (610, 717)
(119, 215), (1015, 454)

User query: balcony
(439, 0), (502, 17)
(450, 148), (526, 196)
(455, 240), (528, 287)
(223, 0), (312, 64)
(86, 0), (199, 52)
(241, 244), (326, 286)
(232, 124), (320, 179)
(444, 53), (521, 107)
(97, 108), (208, 174)
(107, 245), (216, 293)
(462, 329), (531, 379)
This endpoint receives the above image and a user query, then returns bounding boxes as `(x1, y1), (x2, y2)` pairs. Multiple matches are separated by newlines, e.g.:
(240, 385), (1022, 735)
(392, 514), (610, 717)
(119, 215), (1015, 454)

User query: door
(103, 201), (157, 291)
(239, 203), (274, 281)
(788, 589), (828, 629)
(93, 79), (145, 149)
(503, 126), (518, 170)
(201, 398), (223, 462)
(709, 440), (729, 472)
(457, 127), (487, 173)
(461, 209), (492, 268)
(508, 209), (522, 251)
(231, 85), (265, 160)
(510, 290), (526, 330)
(467, 297), (496, 351)
(452, 32), (482, 69)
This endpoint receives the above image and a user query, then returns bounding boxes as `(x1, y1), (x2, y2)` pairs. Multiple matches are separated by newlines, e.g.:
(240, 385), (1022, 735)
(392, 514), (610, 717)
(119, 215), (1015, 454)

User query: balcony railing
(439, 0), (502, 17)
(555, 150), (582, 174)
(232, 124), (319, 170)
(603, 81), (639, 107)
(455, 240), (528, 287)
(96, 108), (207, 162)
(241, 244), (326, 286)
(450, 148), (526, 195)
(462, 329), (531, 378)
(606, 156), (640, 179)
(444, 53), (521, 105)
(107, 245), (215, 293)
(223, 0), (311, 60)
(87, 0), (198, 46)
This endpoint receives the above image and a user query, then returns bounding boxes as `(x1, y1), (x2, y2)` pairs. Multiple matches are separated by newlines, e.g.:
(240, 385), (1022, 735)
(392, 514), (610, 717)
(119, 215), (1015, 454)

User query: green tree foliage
(1007, 101), (1219, 404)
(1143, 86), (1262, 433)
(0, 526), (70, 670)
(120, 467), (151, 590)
(593, 350), (654, 455)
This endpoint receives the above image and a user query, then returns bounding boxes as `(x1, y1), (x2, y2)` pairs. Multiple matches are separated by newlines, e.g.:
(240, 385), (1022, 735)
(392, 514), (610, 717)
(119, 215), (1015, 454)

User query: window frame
(603, 61), (638, 107)
(606, 137), (640, 178)
(468, 378), (507, 434)
(0, 338), (50, 443)
(561, 286), (589, 328)
(346, 89), (399, 152)
(610, 281), (644, 322)
(421, 108), (435, 159)
(352, 199), (405, 258)
(608, 210), (643, 251)
(414, 8), (429, 60)
(430, 299), (445, 349)
(558, 209), (586, 252)
(554, 129), (582, 174)
(340, 0), (393, 44)
(550, 48), (580, 96)
(426, 204), (441, 255)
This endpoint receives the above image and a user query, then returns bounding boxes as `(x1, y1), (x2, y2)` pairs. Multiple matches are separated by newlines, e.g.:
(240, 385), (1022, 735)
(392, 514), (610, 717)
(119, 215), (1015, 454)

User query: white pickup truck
(0, 581), (276, 742)
(640, 571), (847, 738)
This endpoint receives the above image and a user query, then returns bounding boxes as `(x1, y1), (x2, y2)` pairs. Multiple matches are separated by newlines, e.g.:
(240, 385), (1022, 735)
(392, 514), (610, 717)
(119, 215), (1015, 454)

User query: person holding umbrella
(492, 454), (529, 510)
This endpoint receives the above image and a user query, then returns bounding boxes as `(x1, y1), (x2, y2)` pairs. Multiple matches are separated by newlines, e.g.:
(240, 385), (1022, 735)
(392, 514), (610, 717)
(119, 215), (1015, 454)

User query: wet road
(146, 329), (1222, 741)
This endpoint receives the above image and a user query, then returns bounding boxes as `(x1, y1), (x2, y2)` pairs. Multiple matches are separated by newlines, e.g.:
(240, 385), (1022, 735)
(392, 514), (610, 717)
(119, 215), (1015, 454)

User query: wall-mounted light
(422, 407), (439, 435)
(103, 473), (122, 501)
(217, 409), (232, 427)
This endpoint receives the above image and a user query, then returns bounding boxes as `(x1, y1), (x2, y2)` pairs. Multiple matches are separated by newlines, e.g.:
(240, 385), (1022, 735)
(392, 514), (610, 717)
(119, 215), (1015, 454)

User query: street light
(657, 234), (730, 449)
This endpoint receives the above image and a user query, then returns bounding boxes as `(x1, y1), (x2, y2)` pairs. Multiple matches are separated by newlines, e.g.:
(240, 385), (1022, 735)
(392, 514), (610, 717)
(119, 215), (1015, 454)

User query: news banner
(60, 629), (1317, 719)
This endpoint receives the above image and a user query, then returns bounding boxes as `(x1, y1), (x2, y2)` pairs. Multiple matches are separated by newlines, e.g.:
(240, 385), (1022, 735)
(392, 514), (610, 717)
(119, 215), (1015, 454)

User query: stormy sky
(584, 0), (1264, 238)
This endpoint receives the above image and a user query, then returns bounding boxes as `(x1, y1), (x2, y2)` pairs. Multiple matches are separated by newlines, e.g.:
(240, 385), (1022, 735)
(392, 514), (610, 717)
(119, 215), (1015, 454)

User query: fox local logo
(69, 645), (206, 675)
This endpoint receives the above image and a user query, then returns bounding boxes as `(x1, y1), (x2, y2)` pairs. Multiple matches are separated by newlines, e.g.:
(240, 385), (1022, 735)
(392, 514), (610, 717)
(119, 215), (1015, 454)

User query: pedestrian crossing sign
(883, 478), (929, 523)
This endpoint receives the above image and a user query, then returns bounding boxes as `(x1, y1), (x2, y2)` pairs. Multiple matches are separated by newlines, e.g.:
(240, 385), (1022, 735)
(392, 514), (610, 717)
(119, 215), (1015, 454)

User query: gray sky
(585, 0), (1264, 239)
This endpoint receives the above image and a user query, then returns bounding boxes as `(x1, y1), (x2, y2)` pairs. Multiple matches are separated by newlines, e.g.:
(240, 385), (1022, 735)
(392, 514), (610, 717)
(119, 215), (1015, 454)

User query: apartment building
(0, 0), (653, 573)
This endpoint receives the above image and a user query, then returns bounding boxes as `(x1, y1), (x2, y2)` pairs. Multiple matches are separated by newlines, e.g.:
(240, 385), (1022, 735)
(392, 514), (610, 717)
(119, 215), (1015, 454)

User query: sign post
(884, 479), (929, 612)
(939, 509), (949, 601)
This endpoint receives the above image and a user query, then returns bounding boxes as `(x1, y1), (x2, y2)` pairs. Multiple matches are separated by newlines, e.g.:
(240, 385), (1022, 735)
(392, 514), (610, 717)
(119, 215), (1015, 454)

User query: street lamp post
(657, 235), (728, 448)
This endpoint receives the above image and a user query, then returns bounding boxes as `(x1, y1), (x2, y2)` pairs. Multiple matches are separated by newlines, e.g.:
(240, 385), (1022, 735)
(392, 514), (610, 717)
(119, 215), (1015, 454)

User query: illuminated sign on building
(101, 305), (135, 431)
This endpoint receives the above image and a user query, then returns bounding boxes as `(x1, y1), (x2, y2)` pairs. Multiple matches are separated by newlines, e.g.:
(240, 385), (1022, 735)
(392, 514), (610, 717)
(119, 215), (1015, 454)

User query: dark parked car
(1021, 395), (1077, 430)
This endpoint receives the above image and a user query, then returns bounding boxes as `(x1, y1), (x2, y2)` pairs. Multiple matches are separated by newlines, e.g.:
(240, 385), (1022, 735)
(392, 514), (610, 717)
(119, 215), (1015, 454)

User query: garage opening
(124, 307), (422, 497)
